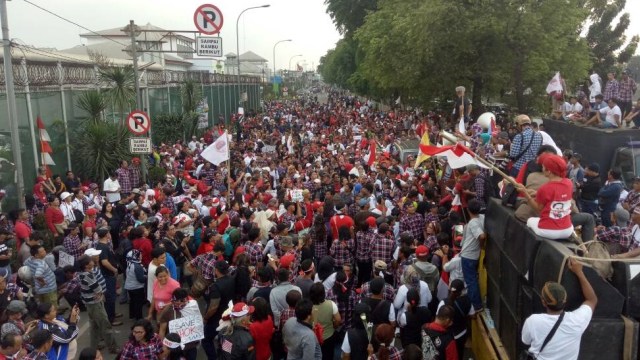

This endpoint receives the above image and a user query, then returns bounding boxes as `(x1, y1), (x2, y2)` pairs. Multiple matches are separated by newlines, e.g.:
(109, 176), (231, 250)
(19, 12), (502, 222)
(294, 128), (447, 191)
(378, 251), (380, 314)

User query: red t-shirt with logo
(535, 178), (573, 230)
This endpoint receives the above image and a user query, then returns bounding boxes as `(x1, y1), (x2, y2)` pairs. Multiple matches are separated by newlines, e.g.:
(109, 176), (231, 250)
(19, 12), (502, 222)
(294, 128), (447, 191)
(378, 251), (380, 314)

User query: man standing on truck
(452, 86), (472, 125)
(459, 199), (485, 312)
(509, 115), (543, 177)
(603, 71), (619, 103)
(618, 70), (637, 120)
(521, 258), (597, 360)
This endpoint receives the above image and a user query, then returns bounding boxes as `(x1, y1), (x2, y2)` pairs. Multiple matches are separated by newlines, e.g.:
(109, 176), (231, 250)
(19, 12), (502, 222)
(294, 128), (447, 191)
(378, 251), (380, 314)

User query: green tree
(324, 0), (378, 35)
(73, 122), (132, 182)
(75, 90), (106, 124)
(99, 66), (136, 123)
(586, 0), (639, 75)
(180, 80), (203, 140)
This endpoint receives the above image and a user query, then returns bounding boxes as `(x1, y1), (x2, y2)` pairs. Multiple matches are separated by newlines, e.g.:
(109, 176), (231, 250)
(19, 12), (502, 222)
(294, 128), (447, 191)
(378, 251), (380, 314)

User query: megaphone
(477, 112), (496, 131)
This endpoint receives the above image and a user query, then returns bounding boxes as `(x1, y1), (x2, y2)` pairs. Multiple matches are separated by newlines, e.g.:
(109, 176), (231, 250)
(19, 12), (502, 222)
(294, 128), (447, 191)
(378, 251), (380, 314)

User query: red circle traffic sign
(126, 110), (151, 135)
(194, 4), (224, 35)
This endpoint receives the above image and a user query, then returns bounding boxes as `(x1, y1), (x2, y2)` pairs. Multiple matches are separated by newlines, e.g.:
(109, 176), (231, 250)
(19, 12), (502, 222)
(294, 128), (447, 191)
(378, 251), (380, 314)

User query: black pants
(321, 334), (336, 360)
(127, 288), (145, 320)
(357, 260), (372, 287)
(456, 332), (469, 360)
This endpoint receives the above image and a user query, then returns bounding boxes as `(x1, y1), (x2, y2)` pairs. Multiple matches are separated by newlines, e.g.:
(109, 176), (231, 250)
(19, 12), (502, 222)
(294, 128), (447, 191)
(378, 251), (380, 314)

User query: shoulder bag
(519, 311), (565, 360)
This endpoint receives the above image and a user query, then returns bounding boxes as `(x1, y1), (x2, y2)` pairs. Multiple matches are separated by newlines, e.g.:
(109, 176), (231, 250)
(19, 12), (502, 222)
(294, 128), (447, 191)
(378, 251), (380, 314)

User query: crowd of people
(0, 83), (637, 360)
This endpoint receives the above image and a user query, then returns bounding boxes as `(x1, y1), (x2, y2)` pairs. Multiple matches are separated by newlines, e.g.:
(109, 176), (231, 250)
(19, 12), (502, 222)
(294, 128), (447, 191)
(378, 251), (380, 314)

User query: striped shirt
(25, 257), (56, 295)
(79, 270), (103, 304)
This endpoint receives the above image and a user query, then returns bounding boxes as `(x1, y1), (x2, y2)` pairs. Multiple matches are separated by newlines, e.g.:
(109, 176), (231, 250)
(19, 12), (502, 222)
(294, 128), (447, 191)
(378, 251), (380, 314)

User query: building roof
(80, 23), (193, 43)
(225, 52), (237, 58)
(60, 42), (192, 67)
(239, 51), (267, 63)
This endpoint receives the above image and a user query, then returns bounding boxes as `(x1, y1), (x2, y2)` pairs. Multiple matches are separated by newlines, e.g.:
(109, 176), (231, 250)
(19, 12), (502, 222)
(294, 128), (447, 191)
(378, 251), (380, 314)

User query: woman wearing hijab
(125, 249), (147, 320)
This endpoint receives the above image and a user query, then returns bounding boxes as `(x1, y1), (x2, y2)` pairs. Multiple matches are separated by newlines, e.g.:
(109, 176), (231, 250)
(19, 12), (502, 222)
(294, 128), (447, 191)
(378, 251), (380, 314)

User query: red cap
(85, 208), (97, 216)
(312, 201), (324, 210)
(280, 254), (296, 269)
(366, 216), (377, 228)
(231, 302), (255, 317)
(539, 153), (567, 177)
(416, 245), (429, 257)
(81, 186), (90, 193)
(160, 208), (172, 215)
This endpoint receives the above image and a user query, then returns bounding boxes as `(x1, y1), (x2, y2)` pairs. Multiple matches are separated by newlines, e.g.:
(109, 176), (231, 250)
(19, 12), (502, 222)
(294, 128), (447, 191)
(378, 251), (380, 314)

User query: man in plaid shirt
(244, 227), (264, 267)
(399, 202), (425, 243)
(355, 218), (377, 285)
(603, 71), (619, 102)
(619, 70), (637, 118)
(370, 231), (395, 266)
(596, 207), (640, 252)
(116, 160), (133, 195)
(330, 232), (355, 268)
(63, 223), (85, 260)
(358, 262), (396, 302)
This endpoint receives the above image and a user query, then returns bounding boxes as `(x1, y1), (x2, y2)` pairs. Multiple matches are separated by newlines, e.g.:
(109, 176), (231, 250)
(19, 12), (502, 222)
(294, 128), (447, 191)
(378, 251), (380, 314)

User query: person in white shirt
(188, 136), (198, 152)
(584, 98), (622, 128)
(103, 172), (121, 203)
(521, 258), (597, 360)
(59, 192), (76, 223)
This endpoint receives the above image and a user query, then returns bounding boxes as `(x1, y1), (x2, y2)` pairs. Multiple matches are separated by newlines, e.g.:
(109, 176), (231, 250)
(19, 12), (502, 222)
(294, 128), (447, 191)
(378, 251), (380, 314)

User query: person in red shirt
(423, 305), (459, 360)
(329, 201), (355, 240)
(131, 226), (154, 266)
(516, 153), (574, 240)
(13, 209), (31, 250)
(82, 208), (98, 240)
(248, 297), (275, 360)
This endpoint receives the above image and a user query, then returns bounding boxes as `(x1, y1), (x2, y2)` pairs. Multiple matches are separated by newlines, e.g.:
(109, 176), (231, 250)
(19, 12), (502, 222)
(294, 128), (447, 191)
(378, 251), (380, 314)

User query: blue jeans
(461, 257), (482, 310)
(104, 275), (116, 322)
(599, 121), (617, 129)
(601, 208), (614, 227)
(579, 199), (598, 216)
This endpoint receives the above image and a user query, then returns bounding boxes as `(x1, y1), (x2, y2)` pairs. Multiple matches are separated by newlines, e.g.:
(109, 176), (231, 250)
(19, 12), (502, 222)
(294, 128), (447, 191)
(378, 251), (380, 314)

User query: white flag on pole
(546, 72), (563, 94)
(201, 132), (229, 166)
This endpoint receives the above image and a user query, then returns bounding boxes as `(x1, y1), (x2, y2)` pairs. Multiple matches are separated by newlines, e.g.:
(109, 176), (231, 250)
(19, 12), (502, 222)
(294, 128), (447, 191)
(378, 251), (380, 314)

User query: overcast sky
(4, 0), (640, 72)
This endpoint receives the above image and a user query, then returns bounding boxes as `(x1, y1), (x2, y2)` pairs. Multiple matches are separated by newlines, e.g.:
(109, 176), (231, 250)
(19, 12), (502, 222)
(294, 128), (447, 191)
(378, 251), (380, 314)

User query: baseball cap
(84, 248), (102, 257)
(587, 163), (600, 173)
(215, 260), (230, 274)
(60, 192), (72, 201)
(415, 245), (429, 257)
(312, 201), (324, 210)
(358, 198), (369, 207)
(160, 208), (172, 215)
(231, 302), (255, 318)
(6, 300), (28, 315)
(373, 260), (387, 271)
(67, 221), (78, 230)
(85, 208), (97, 216)
(280, 254), (296, 269)
(366, 216), (377, 228)
(280, 236), (294, 248)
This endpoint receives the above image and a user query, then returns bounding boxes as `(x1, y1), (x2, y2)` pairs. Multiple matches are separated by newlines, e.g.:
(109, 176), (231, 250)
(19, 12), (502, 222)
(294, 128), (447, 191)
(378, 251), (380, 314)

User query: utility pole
(1, 0), (25, 208)
(126, 20), (143, 109)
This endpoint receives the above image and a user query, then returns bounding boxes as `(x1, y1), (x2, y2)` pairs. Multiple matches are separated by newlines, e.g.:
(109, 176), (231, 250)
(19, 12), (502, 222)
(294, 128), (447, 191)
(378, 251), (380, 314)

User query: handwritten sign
(291, 189), (303, 203)
(169, 315), (204, 344)
(263, 145), (276, 153)
(58, 251), (74, 267)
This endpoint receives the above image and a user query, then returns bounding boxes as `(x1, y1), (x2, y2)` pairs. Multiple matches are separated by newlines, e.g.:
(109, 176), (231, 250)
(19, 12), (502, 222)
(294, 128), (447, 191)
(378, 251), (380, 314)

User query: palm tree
(73, 122), (132, 182)
(180, 80), (203, 139)
(99, 66), (136, 123)
(75, 90), (106, 124)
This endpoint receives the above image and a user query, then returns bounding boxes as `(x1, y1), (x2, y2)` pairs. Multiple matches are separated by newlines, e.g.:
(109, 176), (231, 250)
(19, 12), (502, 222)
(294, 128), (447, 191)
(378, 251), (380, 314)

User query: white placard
(291, 189), (303, 202)
(129, 138), (152, 154)
(196, 36), (223, 57)
(168, 315), (205, 344)
(59, 251), (74, 267)
(263, 145), (276, 153)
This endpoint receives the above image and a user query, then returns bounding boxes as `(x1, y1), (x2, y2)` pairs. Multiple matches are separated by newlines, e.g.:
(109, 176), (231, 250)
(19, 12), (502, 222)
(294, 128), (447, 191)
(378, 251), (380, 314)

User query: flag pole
(439, 131), (517, 185)
(226, 131), (231, 206)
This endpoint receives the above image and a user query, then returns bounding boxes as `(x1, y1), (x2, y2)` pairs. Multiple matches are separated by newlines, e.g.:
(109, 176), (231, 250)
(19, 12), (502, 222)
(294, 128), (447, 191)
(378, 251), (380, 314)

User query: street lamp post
(272, 39), (292, 82)
(236, 5), (270, 112)
(289, 54), (302, 71)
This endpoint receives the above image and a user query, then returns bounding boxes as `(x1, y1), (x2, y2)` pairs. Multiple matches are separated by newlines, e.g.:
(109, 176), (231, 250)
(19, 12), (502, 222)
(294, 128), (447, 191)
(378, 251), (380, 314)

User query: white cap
(60, 192), (72, 201)
(84, 248), (102, 256)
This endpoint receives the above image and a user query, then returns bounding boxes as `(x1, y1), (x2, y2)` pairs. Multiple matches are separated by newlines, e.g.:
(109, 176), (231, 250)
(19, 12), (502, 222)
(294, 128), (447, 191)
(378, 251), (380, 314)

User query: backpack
(422, 326), (455, 360)
(421, 329), (439, 360)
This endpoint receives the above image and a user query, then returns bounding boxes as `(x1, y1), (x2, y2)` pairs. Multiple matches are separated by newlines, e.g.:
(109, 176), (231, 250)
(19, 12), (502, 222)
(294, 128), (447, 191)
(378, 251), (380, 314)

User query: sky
(4, 0), (342, 71)
(4, 0), (640, 72)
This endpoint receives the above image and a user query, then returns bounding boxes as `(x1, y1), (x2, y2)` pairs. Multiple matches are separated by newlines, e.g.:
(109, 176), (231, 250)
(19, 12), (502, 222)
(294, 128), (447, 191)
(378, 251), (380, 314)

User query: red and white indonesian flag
(546, 72), (563, 95)
(201, 131), (229, 165)
(420, 143), (489, 169)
